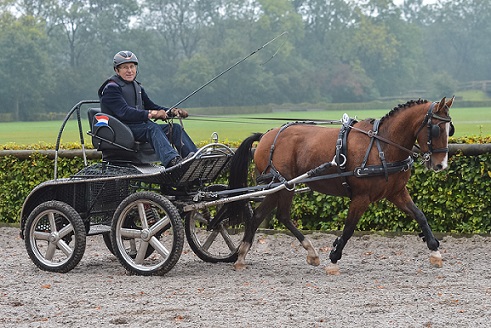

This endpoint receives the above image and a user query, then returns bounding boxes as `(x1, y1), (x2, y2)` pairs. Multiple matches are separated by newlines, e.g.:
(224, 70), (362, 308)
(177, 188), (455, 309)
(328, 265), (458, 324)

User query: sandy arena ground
(1, 226), (490, 327)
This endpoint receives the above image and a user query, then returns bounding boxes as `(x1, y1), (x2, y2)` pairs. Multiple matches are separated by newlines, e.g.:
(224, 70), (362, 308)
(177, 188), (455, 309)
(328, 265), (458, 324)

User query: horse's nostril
(435, 164), (443, 171)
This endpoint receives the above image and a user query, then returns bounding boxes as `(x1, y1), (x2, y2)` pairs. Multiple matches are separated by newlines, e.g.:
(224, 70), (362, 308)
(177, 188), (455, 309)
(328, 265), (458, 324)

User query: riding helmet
(113, 50), (138, 69)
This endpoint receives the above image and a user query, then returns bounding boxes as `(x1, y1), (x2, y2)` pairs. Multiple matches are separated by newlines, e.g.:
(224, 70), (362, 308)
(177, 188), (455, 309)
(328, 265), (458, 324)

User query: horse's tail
(229, 132), (262, 189)
(214, 133), (262, 226)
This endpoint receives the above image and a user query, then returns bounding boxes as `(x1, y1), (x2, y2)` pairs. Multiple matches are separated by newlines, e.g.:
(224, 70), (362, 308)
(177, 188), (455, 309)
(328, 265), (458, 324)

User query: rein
(350, 124), (418, 158)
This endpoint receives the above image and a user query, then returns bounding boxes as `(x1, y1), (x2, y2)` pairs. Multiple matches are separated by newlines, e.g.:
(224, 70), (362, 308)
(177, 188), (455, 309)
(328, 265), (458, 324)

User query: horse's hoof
(325, 263), (340, 275)
(233, 262), (246, 271)
(307, 256), (321, 266)
(429, 251), (443, 268)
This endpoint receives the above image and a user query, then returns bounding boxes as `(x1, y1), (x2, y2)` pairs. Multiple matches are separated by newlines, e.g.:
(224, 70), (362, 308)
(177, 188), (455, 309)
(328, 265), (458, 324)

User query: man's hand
(148, 110), (168, 120)
(170, 108), (189, 118)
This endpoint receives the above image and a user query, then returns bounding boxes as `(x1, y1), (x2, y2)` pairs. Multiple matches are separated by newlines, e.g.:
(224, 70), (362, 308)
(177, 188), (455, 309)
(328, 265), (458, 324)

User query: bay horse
(227, 97), (455, 274)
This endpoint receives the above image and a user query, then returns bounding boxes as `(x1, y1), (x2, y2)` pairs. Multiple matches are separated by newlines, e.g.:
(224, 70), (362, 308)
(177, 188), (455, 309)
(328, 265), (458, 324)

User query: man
(98, 50), (197, 167)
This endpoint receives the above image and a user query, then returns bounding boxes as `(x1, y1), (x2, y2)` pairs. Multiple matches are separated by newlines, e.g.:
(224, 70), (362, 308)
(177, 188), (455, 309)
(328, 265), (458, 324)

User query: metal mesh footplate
(155, 152), (232, 187)
(71, 145), (233, 188)
(73, 163), (160, 178)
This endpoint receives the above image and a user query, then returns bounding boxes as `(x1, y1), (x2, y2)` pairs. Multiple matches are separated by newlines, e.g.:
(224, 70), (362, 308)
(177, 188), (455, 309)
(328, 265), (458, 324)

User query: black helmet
(113, 50), (138, 69)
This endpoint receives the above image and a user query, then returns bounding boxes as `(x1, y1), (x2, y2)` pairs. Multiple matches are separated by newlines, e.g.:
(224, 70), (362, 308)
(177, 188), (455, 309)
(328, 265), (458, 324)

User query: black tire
(184, 185), (251, 263)
(110, 192), (184, 276)
(24, 201), (86, 273)
(102, 232), (115, 255)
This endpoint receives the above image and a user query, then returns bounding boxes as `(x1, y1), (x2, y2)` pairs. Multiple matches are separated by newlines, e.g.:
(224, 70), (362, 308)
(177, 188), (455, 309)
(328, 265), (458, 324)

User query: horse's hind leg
(327, 197), (369, 275)
(276, 191), (320, 267)
(233, 193), (279, 270)
(388, 188), (442, 267)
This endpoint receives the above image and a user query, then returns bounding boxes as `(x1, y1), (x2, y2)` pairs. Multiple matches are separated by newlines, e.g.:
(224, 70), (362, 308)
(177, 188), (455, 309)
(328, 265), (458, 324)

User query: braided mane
(379, 98), (429, 124)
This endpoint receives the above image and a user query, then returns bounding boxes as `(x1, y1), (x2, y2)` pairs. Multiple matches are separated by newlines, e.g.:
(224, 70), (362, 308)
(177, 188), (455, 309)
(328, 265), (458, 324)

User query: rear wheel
(24, 201), (86, 273)
(185, 185), (251, 263)
(102, 232), (115, 255)
(111, 192), (184, 276)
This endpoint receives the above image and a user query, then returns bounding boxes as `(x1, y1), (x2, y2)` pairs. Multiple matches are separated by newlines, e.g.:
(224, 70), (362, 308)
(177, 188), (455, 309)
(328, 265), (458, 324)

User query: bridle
(350, 101), (454, 164)
(414, 102), (454, 163)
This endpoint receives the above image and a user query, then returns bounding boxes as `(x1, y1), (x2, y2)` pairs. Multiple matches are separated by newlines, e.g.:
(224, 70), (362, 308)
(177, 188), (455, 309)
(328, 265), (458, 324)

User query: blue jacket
(98, 75), (168, 124)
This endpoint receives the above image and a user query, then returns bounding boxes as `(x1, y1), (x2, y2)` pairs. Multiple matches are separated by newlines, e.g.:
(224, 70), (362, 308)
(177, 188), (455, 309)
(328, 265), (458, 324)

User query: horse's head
(416, 96), (455, 171)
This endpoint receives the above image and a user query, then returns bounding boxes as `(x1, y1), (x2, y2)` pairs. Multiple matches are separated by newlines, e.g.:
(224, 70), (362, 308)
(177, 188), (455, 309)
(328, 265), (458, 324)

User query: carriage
(19, 100), (252, 276)
(20, 97), (455, 276)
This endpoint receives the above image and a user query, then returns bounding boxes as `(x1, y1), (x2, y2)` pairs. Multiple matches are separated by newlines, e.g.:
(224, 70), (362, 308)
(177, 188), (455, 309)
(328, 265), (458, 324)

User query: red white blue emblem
(95, 115), (109, 126)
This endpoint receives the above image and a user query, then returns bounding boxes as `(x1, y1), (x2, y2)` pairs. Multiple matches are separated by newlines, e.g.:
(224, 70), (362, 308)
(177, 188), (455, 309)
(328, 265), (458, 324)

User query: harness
(256, 105), (453, 197)
(258, 122), (317, 189)
(335, 114), (357, 197)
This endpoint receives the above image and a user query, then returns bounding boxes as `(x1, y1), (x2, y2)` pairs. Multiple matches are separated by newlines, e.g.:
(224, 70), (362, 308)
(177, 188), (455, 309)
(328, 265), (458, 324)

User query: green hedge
(288, 152), (491, 234)
(0, 152), (88, 223)
(1, 140), (490, 234)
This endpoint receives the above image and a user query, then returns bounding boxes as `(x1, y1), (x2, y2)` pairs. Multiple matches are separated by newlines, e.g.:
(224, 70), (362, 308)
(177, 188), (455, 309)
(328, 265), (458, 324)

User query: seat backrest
(88, 108), (135, 151)
(87, 108), (158, 164)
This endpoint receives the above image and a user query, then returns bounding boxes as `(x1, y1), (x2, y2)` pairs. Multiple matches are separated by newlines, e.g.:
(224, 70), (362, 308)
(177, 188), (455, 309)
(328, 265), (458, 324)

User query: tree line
(1, 0), (490, 121)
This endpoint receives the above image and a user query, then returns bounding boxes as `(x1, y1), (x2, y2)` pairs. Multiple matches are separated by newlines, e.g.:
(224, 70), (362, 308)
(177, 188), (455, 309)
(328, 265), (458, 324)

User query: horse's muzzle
(426, 157), (448, 172)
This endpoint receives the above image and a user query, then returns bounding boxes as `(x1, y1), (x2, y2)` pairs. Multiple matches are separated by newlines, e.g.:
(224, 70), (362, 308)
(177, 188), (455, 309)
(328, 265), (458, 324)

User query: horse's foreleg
(327, 197), (369, 275)
(388, 189), (442, 267)
(233, 194), (279, 271)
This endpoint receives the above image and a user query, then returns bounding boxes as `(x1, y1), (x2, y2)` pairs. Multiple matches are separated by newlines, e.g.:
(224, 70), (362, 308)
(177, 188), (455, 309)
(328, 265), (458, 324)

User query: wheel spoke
(192, 212), (208, 224)
(202, 230), (220, 251)
(48, 212), (57, 232)
(150, 216), (170, 234)
(134, 241), (150, 264)
(45, 241), (57, 260)
(149, 236), (170, 258)
(58, 224), (74, 239)
(57, 240), (73, 256)
(120, 228), (142, 239)
(33, 231), (50, 241)
(219, 226), (238, 252)
(136, 203), (149, 229)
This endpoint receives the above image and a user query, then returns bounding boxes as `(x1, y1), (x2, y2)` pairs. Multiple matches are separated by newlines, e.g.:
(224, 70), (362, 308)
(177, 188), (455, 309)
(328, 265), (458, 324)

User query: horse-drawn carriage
(20, 97), (455, 276)
(19, 100), (248, 276)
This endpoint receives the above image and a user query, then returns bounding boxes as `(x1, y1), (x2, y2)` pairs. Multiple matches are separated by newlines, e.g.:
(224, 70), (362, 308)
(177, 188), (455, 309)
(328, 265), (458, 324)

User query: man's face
(116, 63), (137, 82)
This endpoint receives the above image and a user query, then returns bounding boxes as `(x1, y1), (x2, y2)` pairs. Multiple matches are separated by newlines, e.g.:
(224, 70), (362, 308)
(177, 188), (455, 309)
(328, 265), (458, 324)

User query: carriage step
(88, 224), (111, 236)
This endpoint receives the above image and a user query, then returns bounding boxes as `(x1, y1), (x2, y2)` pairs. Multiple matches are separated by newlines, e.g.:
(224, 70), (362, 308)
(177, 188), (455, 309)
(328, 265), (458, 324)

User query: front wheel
(184, 185), (251, 263)
(111, 192), (184, 276)
(24, 201), (86, 273)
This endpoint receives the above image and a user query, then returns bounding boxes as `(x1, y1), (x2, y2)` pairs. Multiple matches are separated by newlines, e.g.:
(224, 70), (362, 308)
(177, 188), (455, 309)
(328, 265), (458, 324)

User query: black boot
(167, 156), (182, 167)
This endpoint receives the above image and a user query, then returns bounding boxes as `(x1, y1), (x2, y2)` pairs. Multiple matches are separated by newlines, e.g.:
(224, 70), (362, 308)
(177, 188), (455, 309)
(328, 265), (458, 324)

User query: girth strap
(335, 115), (357, 198)
(359, 119), (390, 181)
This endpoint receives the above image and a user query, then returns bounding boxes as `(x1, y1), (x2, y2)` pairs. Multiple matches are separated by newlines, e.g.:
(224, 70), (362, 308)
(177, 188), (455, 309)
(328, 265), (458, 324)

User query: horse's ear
(446, 95), (455, 108)
(436, 97), (447, 113)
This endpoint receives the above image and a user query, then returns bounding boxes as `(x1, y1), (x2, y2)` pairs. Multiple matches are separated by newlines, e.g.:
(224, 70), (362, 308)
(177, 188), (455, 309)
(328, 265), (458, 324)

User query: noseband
(415, 102), (454, 163)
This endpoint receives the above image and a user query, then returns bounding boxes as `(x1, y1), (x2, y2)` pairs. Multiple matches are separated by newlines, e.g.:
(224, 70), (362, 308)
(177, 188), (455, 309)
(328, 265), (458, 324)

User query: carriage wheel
(102, 232), (115, 255)
(24, 201), (86, 273)
(111, 192), (184, 276)
(185, 185), (252, 263)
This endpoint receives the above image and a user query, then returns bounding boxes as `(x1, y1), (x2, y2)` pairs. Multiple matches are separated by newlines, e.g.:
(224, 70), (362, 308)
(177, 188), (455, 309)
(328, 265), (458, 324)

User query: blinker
(430, 121), (454, 138)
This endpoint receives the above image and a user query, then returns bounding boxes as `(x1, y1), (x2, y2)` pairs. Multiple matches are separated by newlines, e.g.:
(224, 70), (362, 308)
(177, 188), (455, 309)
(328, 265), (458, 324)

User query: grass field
(0, 107), (490, 146)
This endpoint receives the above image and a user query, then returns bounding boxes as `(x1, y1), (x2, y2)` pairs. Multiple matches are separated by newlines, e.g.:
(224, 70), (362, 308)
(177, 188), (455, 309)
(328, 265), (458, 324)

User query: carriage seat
(87, 108), (159, 164)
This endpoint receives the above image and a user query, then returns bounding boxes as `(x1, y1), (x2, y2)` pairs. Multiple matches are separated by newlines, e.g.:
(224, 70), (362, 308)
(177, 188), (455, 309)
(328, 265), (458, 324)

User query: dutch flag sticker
(95, 115), (109, 126)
